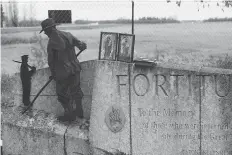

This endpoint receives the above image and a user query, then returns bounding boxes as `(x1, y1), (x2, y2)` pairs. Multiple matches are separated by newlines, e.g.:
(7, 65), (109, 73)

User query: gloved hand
(32, 66), (36, 71)
(30, 66), (36, 74)
(49, 75), (55, 80)
(79, 42), (87, 51)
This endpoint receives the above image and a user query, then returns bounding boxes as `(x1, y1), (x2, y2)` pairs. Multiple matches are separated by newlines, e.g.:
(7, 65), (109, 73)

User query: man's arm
(70, 33), (87, 51)
(47, 45), (56, 79)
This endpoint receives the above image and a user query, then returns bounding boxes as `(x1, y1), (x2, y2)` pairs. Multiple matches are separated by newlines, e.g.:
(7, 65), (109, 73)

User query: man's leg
(71, 72), (84, 119)
(57, 95), (69, 114)
(75, 98), (83, 118)
(56, 80), (75, 122)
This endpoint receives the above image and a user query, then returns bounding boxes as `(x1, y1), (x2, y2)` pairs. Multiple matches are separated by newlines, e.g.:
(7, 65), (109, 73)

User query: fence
(1, 1), (232, 75)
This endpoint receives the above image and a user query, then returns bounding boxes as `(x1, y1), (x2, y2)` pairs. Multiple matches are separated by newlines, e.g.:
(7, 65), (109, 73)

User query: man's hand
(49, 75), (55, 80)
(79, 42), (87, 51)
(32, 66), (36, 71)
(30, 66), (36, 75)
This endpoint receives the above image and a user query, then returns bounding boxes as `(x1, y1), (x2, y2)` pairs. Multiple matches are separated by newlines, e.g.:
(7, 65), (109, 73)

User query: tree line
(1, 0), (231, 27)
(203, 17), (232, 22)
(74, 17), (180, 25)
(1, 1), (39, 27)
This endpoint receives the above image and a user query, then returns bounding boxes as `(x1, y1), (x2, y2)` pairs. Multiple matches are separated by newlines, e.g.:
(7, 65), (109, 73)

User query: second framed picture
(117, 33), (135, 63)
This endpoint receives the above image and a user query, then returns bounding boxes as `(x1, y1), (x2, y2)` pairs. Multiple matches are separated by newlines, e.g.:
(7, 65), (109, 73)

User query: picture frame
(117, 33), (135, 63)
(99, 32), (118, 61)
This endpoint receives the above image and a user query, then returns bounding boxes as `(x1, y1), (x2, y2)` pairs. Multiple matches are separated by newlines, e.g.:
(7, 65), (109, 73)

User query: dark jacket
(47, 30), (83, 81)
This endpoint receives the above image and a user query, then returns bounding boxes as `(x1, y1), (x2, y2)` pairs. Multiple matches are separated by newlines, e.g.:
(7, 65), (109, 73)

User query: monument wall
(131, 64), (232, 155)
(9, 59), (232, 155)
(89, 61), (131, 154)
(89, 60), (232, 155)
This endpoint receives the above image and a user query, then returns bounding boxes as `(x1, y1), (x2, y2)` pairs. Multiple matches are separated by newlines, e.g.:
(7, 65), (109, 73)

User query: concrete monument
(2, 60), (232, 155)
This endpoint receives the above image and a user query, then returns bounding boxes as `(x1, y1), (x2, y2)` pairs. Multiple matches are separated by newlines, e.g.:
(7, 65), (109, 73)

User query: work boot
(58, 100), (76, 122)
(58, 113), (76, 122)
(57, 115), (69, 122)
(57, 107), (70, 122)
(74, 99), (84, 119)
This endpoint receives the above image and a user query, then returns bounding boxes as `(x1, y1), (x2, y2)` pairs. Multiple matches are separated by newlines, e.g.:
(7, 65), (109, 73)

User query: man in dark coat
(39, 18), (87, 122)
(20, 55), (36, 106)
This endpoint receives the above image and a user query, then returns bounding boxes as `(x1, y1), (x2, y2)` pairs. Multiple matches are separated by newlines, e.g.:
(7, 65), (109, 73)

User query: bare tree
(1, 4), (4, 27)
(167, 0), (232, 10)
(23, 5), (27, 21)
(8, 0), (18, 27)
(28, 0), (37, 26)
(29, 1), (33, 25)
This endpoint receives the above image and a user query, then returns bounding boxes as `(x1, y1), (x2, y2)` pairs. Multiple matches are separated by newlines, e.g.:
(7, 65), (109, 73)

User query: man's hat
(39, 18), (57, 34)
(21, 55), (28, 61)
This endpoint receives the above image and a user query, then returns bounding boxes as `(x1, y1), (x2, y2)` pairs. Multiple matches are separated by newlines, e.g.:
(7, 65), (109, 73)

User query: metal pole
(128, 64), (133, 155)
(130, 3), (134, 153)
(199, 77), (202, 155)
(132, 1), (134, 34)
(1, 4), (3, 28)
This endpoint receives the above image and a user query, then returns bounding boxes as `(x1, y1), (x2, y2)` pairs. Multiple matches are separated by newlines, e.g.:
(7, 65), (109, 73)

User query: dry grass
(1, 22), (232, 76)
(213, 54), (232, 69)
(155, 52), (232, 69)
(1, 36), (39, 45)
(1, 72), (16, 106)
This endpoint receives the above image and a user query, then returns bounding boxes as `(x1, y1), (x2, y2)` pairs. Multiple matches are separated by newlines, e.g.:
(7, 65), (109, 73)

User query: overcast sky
(2, 0), (232, 21)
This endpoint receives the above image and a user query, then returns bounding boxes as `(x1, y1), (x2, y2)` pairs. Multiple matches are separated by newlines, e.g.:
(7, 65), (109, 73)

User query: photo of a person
(117, 34), (135, 63)
(120, 36), (131, 60)
(103, 36), (113, 59)
(99, 32), (118, 61)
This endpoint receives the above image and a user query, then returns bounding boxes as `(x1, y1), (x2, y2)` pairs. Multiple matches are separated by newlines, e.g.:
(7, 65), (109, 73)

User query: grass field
(1, 22), (232, 75)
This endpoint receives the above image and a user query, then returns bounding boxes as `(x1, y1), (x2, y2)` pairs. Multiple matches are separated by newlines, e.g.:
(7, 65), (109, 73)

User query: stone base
(2, 105), (91, 155)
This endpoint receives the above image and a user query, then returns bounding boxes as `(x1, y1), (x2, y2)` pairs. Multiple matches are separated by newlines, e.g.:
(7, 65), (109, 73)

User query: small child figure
(20, 55), (36, 106)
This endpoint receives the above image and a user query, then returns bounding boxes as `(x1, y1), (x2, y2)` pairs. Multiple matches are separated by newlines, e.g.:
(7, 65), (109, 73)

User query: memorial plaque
(89, 61), (232, 155)
(131, 68), (200, 155)
(131, 67), (232, 155)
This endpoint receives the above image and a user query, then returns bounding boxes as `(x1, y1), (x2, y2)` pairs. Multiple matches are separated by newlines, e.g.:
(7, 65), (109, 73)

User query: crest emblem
(105, 105), (126, 133)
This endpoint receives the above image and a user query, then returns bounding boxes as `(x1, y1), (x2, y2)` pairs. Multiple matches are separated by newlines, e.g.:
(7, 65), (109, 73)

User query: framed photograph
(99, 32), (118, 61)
(117, 33), (135, 63)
